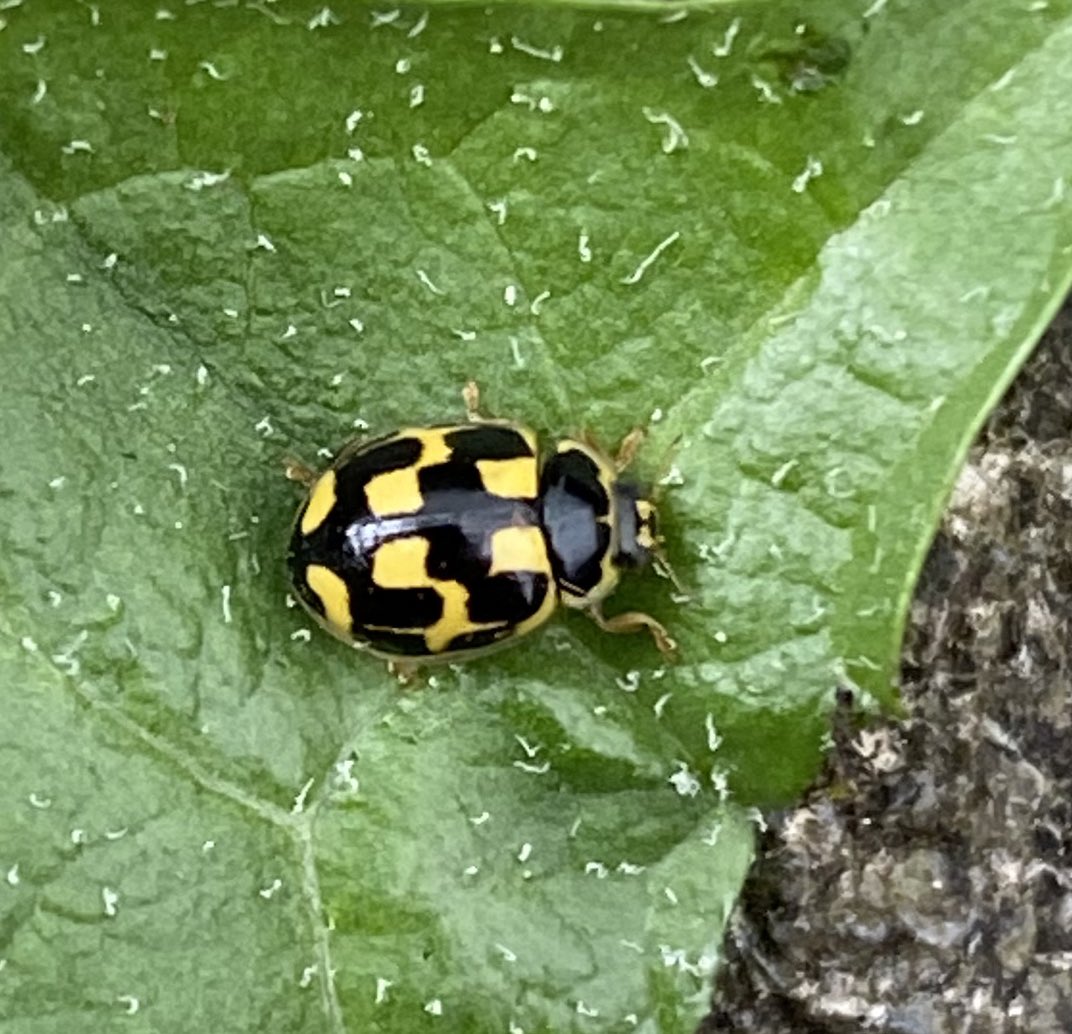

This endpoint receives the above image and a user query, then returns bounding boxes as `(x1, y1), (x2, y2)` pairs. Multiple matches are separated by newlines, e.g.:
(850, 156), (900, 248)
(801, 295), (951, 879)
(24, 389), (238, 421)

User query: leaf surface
(1, 2), (1070, 1031)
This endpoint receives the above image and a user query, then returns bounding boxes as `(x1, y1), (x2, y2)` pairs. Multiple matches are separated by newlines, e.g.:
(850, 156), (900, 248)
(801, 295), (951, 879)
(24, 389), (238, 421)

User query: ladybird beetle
(285, 383), (675, 676)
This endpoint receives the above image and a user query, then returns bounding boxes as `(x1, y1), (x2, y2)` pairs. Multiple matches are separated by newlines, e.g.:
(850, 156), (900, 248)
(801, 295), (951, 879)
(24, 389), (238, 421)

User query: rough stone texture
(702, 301), (1072, 1034)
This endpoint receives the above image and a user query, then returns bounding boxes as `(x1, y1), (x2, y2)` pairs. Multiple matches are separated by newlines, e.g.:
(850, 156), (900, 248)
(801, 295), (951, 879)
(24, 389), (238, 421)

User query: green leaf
(1, 2), (1070, 1032)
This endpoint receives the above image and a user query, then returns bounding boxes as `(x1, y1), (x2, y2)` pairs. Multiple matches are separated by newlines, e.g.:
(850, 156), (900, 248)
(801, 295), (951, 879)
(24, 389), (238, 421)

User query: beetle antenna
(651, 541), (690, 599)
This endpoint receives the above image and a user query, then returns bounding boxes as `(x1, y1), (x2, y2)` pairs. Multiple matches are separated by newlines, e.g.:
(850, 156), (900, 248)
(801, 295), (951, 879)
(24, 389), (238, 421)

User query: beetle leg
(614, 427), (646, 472)
(577, 426), (606, 453)
(388, 658), (422, 685)
(587, 605), (677, 658)
(463, 380), (487, 422)
(282, 456), (319, 487)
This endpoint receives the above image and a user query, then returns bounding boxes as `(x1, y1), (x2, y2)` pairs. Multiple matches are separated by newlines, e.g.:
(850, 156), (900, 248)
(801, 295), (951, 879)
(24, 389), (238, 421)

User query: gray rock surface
(702, 303), (1072, 1034)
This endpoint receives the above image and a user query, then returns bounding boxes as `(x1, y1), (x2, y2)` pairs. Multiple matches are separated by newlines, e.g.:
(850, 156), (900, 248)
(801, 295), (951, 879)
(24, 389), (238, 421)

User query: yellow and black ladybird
(285, 383), (674, 674)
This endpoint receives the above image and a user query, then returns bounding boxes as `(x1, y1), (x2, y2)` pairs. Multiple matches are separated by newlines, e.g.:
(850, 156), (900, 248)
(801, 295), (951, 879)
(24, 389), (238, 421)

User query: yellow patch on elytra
(489, 525), (549, 575)
(406, 427), (454, 466)
(300, 469), (337, 534)
(371, 535), (508, 653)
(306, 563), (352, 634)
(363, 428), (455, 517)
(477, 457), (538, 500)
(425, 579), (478, 652)
(364, 467), (423, 516)
(372, 536), (430, 588)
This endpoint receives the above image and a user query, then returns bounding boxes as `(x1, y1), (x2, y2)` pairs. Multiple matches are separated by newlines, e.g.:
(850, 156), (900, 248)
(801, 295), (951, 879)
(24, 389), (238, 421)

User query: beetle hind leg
(282, 456), (319, 487)
(587, 605), (677, 658)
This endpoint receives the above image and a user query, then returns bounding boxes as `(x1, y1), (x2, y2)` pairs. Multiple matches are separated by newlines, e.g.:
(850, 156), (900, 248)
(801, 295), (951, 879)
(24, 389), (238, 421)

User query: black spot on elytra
(468, 572), (551, 625)
(446, 626), (515, 654)
(418, 461), (484, 496)
(424, 522), (488, 585)
(363, 628), (434, 656)
(444, 424), (533, 461)
(356, 583), (442, 631)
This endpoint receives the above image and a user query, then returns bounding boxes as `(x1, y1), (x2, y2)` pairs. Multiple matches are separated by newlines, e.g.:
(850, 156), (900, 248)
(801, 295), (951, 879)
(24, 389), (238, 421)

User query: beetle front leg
(587, 605), (677, 658)
(613, 427), (646, 472)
